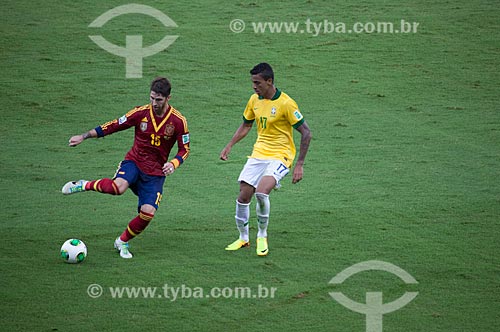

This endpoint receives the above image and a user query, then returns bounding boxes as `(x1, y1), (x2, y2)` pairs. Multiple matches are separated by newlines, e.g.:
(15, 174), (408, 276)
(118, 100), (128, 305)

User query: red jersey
(95, 104), (190, 176)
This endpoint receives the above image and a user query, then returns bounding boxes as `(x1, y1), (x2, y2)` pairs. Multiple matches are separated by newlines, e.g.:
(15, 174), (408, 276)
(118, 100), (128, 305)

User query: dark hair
(250, 63), (274, 82)
(150, 77), (171, 97)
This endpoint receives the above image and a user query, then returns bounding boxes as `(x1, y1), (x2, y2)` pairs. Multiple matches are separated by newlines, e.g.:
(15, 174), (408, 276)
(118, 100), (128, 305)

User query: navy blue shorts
(114, 160), (165, 211)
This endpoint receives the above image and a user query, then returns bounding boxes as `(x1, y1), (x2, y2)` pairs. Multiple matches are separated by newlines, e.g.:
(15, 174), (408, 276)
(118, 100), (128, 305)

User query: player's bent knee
(113, 178), (129, 195)
(238, 182), (255, 204)
(140, 204), (157, 216)
(115, 186), (128, 195)
(255, 192), (269, 203)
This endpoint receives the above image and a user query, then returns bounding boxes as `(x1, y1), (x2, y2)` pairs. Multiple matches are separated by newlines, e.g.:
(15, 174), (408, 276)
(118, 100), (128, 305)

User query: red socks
(85, 178), (119, 195)
(119, 211), (155, 242)
(84, 179), (154, 242)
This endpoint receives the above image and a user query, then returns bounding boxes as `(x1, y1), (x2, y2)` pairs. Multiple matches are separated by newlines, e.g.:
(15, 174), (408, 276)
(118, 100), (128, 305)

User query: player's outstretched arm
(220, 122), (253, 160)
(68, 129), (97, 147)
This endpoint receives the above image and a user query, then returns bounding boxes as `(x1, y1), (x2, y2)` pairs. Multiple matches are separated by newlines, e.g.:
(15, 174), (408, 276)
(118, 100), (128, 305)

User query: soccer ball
(60, 239), (87, 263)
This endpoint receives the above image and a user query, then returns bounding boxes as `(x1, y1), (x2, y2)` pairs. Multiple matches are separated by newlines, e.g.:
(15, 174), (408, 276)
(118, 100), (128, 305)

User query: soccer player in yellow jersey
(220, 63), (312, 256)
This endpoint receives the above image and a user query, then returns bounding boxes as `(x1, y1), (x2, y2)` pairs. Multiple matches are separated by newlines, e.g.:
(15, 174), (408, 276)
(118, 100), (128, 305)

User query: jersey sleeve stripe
(292, 118), (305, 129)
(173, 110), (189, 131)
(170, 146), (189, 168)
(126, 107), (144, 117)
(243, 115), (254, 123)
(98, 118), (119, 134)
(179, 146), (189, 161)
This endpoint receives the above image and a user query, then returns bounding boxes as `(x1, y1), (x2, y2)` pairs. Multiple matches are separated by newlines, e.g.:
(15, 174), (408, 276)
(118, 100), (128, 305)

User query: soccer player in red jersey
(62, 77), (190, 258)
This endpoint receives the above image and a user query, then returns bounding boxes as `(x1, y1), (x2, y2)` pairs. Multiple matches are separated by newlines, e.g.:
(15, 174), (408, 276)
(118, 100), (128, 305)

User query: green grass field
(1, 0), (499, 331)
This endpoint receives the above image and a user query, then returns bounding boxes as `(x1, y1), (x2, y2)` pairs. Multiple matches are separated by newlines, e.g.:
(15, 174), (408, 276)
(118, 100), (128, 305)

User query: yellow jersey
(243, 89), (304, 168)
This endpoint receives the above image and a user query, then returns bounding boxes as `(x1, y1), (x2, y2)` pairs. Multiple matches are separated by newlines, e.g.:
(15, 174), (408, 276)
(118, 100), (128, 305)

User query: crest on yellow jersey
(271, 107), (277, 117)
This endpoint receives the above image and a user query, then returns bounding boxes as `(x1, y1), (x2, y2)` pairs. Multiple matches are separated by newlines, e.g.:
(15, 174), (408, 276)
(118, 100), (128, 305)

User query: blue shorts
(114, 160), (165, 211)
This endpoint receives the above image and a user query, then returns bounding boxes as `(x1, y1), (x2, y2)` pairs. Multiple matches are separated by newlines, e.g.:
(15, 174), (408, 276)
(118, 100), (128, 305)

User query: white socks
(255, 193), (270, 238)
(235, 200), (250, 242)
(234, 193), (270, 241)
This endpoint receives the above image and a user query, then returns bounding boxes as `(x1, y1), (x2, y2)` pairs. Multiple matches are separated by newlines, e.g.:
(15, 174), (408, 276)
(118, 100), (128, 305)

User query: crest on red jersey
(140, 117), (148, 132)
(164, 124), (175, 137)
